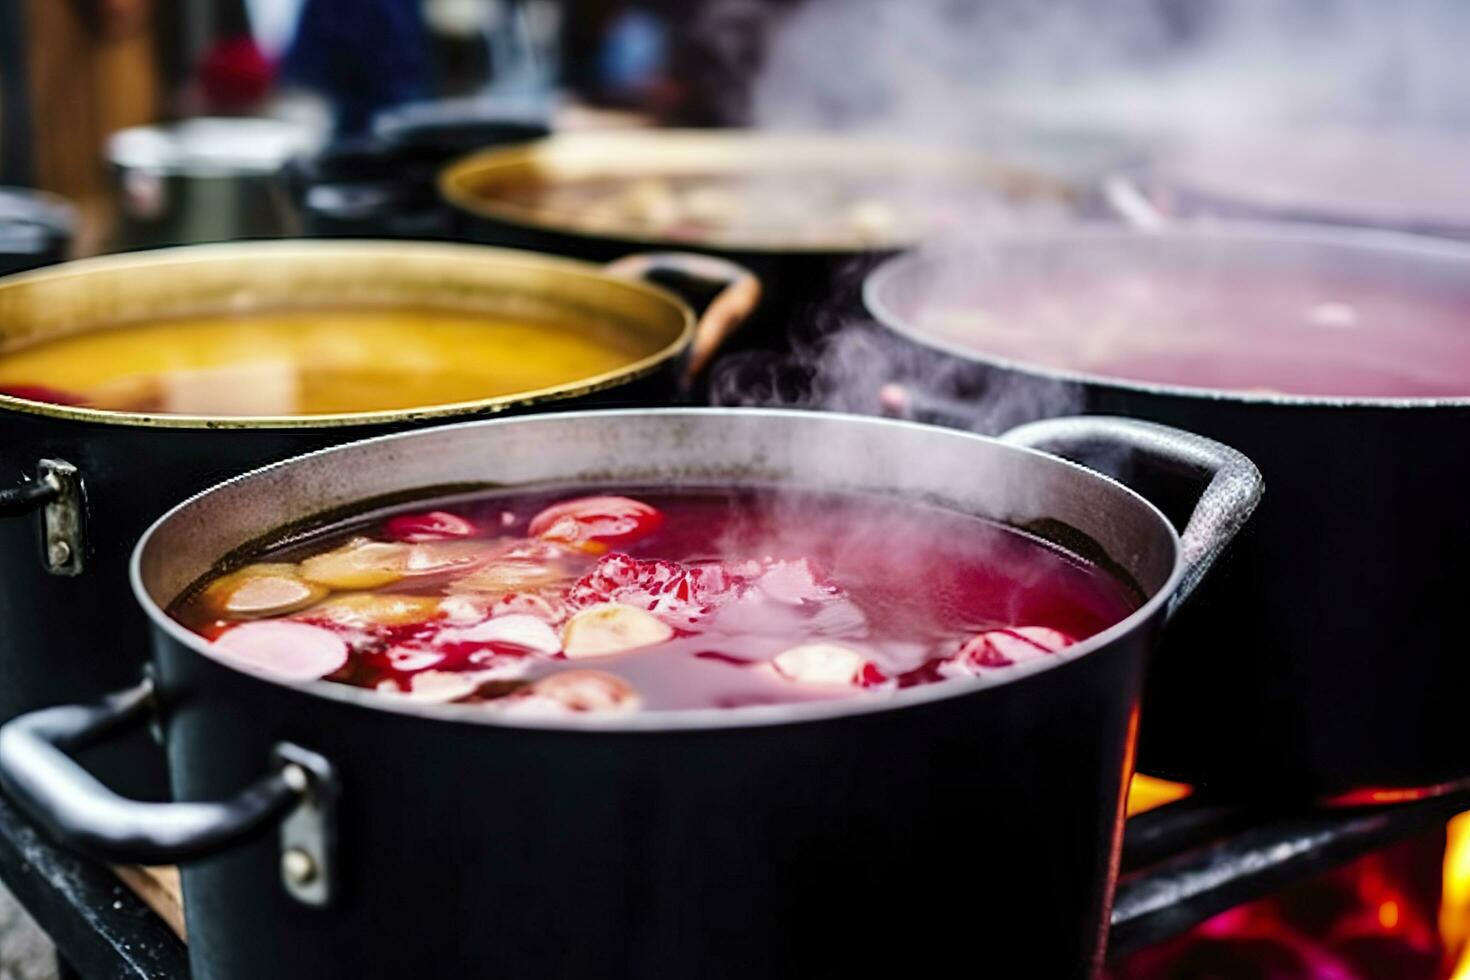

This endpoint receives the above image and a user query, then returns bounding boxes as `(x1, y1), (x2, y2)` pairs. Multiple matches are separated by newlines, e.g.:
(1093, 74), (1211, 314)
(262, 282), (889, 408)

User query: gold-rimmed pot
(0, 239), (759, 792)
(438, 129), (1082, 350)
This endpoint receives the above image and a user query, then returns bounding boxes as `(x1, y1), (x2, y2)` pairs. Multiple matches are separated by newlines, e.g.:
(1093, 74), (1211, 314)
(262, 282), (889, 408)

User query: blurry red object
(199, 36), (274, 112)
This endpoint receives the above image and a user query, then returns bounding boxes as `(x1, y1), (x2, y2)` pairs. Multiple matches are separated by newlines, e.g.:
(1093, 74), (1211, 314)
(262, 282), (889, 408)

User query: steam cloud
(709, 0), (1470, 432)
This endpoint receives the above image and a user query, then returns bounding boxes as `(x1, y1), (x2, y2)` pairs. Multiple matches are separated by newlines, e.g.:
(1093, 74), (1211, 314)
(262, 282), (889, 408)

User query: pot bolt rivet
(48, 541), (71, 566)
(281, 763), (310, 793)
(282, 847), (317, 885)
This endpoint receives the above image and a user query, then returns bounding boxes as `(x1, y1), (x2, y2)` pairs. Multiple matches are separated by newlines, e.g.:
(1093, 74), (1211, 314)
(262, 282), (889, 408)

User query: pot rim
(438, 128), (1078, 257)
(129, 407), (1184, 734)
(865, 220), (1470, 409)
(0, 239), (696, 429)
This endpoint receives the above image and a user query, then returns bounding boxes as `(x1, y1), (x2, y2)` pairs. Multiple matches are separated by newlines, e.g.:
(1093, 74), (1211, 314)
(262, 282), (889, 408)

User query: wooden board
(112, 865), (186, 941)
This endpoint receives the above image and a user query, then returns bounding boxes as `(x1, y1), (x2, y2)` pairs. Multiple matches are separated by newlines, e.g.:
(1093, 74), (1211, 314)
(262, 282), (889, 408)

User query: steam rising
(710, 0), (1470, 429)
(752, 0), (1470, 141)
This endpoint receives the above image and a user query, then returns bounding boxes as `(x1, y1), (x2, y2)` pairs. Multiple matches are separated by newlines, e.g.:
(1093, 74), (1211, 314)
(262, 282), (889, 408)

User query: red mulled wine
(909, 270), (1470, 399)
(172, 488), (1139, 716)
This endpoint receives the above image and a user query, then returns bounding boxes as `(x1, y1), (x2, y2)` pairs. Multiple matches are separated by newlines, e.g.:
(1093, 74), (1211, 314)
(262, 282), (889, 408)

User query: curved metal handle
(0, 680), (306, 865)
(0, 459), (86, 575)
(1101, 173), (1170, 231)
(0, 473), (59, 517)
(1000, 416), (1263, 619)
(605, 252), (763, 384)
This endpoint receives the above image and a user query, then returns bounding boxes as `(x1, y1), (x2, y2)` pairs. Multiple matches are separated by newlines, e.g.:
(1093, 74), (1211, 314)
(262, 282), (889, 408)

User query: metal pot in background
(0, 409), (1260, 979)
(0, 187), (74, 276)
(0, 240), (757, 797)
(108, 117), (323, 251)
(439, 129), (1089, 352)
(865, 223), (1470, 801)
(1106, 127), (1470, 241)
(285, 98), (550, 239)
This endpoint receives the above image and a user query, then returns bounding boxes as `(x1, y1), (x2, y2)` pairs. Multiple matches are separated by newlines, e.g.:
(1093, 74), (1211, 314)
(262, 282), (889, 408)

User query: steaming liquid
(172, 487), (1139, 713)
(0, 308), (645, 416)
(912, 273), (1470, 398)
(495, 174), (1063, 248)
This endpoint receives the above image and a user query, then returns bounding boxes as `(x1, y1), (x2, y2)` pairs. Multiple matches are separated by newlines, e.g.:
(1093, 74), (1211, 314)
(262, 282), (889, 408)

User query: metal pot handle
(604, 252), (763, 384)
(0, 678), (337, 903)
(999, 416), (1263, 618)
(0, 458), (85, 575)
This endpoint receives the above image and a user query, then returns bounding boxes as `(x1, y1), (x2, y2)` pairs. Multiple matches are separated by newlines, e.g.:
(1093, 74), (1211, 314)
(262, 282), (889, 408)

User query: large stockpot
(0, 241), (757, 792)
(438, 129), (1082, 349)
(864, 224), (1470, 800)
(1106, 127), (1470, 242)
(0, 409), (1259, 979)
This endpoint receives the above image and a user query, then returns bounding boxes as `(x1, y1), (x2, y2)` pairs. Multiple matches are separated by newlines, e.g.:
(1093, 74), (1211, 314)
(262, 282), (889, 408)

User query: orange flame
(1126, 774), (1192, 817)
(1441, 812), (1470, 978)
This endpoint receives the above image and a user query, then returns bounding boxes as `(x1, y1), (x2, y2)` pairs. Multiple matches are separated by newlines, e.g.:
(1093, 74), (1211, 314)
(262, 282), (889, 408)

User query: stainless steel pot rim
(0, 239), (697, 429)
(865, 220), (1470, 410)
(129, 406), (1185, 734)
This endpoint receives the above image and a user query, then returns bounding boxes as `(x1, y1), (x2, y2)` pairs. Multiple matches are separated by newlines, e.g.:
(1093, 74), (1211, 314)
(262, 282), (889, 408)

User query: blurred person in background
(281, 0), (431, 134)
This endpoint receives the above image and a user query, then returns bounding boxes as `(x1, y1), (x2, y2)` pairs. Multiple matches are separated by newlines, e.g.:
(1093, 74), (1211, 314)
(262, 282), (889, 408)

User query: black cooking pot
(864, 224), (1470, 800)
(1107, 127), (1470, 241)
(0, 409), (1258, 979)
(438, 130), (1083, 350)
(286, 99), (550, 239)
(0, 241), (757, 794)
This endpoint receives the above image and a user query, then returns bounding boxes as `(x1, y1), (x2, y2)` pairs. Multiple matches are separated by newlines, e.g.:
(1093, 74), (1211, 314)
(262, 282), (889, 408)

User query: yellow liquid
(0, 308), (648, 416)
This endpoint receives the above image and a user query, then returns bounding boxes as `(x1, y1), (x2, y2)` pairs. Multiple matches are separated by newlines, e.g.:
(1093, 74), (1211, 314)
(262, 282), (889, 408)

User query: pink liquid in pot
(905, 267), (1470, 398)
(172, 488), (1140, 716)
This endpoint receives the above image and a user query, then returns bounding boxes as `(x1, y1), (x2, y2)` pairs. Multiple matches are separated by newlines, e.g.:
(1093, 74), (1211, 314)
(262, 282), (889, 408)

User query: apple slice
(949, 626), (1076, 673)
(200, 563), (327, 619)
(562, 603), (673, 658)
(299, 538), (410, 590)
(528, 496), (663, 552)
(307, 593), (444, 629)
(384, 510), (479, 543)
(402, 540), (498, 579)
(433, 614), (562, 657)
(500, 670), (642, 716)
(212, 621), (349, 681)
(770, 644), (886, 687)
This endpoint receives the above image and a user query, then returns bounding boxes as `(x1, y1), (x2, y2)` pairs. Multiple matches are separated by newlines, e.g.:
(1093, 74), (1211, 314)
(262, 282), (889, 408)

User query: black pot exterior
(1081, 389), (1470, 800)
(154, 610), (1153, 980)
(0, 375), (672, 792)
(869, 326), (1470, 800)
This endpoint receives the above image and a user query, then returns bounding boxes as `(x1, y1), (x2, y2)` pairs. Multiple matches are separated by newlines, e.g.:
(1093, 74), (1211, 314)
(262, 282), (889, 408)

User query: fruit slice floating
(433, 614), (562, 658)
(770, 644), (887, 687)
(212, 621), (349, 681)
(501, 670), (642, 716)
(569, 553), (747, 629)
(299, 538), (410, 590)
(308, 593), (444, 629)
(200, 564), (328, 619)
(950, 626), (1075, 673)
(562, 603), (674, 658)
(449, 544), (575, 595)
(529, 496), (663, 553)
(402, 540), (499, 579)
(384, 510), (480, 543)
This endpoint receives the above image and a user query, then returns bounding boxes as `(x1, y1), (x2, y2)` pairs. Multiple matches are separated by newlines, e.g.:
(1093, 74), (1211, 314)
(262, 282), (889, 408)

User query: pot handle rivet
(282, 847), (318, 885)
(0, 459), (86, 577)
